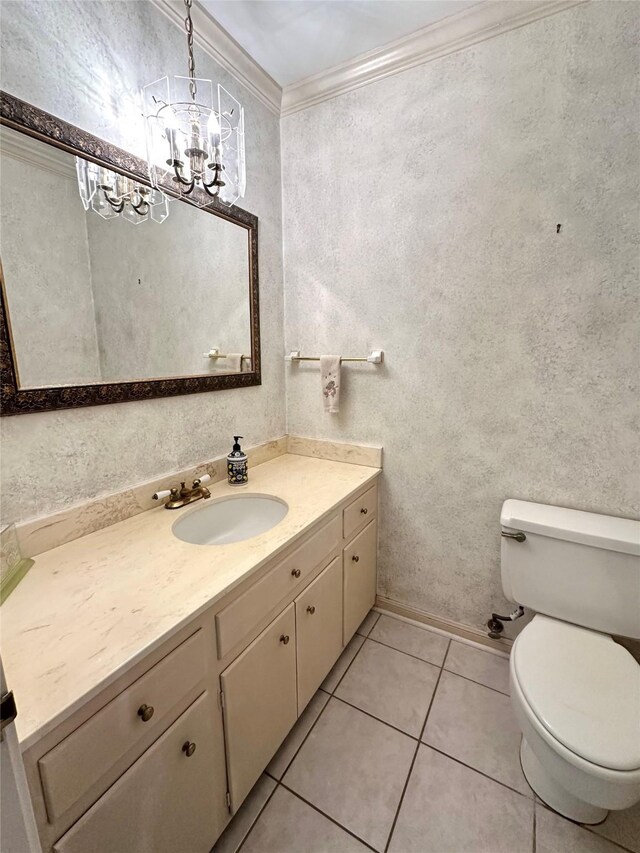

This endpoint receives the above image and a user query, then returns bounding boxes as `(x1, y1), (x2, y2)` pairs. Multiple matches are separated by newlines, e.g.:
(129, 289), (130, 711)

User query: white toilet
(500, 499), (640, 824)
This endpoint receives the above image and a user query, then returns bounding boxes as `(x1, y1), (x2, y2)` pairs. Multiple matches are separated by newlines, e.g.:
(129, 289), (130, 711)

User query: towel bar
(203, 348), (251, 362)
(286, 350), (383, 364)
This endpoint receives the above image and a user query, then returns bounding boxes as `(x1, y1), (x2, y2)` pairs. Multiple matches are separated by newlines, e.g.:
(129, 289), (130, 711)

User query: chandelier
(141, 0), (246, 208)
(76, 159), (170, 225)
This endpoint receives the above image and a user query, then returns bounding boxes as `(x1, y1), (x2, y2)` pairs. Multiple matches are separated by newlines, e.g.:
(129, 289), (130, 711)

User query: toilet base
(520, 739), (608, 825)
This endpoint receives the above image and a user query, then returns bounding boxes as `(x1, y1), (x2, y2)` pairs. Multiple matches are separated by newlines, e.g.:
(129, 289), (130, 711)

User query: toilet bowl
(509, 615), (640, 823)
(499, 500), (640, 825)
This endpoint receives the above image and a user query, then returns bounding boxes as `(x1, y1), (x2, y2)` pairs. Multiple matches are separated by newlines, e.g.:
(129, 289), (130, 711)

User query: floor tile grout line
(327, 629), (369, 694)
(356, 610), (381, 639)
(330, 693), (421, 742)
(271, 692), (332, 782)
(378, 610), (513, 662)
(582, 824), (635, 853)
(535, 800), (636, 853)
(270, 613), (406, 789)
(382, 639), (451, 853)
(424, 743), (534, 802)
(364, 634), (447, 669)
(278, 780), (380, 853)
(441, 666), (510, 697)
(234, 780), (280, 853)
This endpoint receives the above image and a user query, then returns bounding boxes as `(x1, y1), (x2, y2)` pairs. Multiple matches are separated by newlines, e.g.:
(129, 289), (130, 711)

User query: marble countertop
(1, 454), (380, 750)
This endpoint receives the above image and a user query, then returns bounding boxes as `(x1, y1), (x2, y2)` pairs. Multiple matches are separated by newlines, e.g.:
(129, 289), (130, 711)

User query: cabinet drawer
(295, 556), (343, 712)
(343, 485), (377, 540)
(220, 604), (297, 810)
(40, 629), (207, 823)
(216, 514), (340, 659)
(344, 519), (378, 642)
(53, 691), (227, 853)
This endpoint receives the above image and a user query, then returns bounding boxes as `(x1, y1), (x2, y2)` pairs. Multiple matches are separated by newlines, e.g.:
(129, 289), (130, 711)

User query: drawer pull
(291, 568), (301, 578)
(352, 555), (360, 562)
(306, 605), (316, 615)
(182, 740), (196, 757)
(279, 634), (290, 645)
(137, 704), (154, 723)
(360, 507), (368, 515)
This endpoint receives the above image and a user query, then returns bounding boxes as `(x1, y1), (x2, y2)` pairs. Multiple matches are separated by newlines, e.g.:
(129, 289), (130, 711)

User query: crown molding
(281, 0), (587, 117)
(148, 0), (282, 116)
(148, 0), (587, 119)
(0, 125), (76, 181)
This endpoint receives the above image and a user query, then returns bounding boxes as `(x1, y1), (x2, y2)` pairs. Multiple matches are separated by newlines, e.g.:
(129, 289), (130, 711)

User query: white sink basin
(172, 494), (289, 545)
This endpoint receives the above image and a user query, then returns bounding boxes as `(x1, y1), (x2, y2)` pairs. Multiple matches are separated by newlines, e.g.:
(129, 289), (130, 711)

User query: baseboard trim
(375, 595), (512, 653)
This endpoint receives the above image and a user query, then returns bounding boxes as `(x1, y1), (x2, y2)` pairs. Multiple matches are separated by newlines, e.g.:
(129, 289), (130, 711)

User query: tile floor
(213, 610), (640, 853)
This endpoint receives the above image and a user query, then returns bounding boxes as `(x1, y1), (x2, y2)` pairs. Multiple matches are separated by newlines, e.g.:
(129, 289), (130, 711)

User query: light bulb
(208, 111), (221, 146)
(164, 107), (178, 131)
(164, 108), (180, 163)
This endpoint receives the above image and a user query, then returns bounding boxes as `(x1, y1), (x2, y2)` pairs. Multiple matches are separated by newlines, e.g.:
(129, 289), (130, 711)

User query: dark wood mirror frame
(0, 91), (261, 416)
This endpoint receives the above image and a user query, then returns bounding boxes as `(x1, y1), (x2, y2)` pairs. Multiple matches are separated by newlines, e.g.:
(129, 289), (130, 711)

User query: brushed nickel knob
(352, 555), (360, 562)
(306, 605), (316, 614)
(291, 568), (301, 578)
(137, 704), (154, 722)
(182, 741), (196, 757)
(280, 634), (290, 645)
(360, 507), (368, 515)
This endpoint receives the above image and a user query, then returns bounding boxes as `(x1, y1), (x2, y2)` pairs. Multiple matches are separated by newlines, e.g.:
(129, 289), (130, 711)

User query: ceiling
(199, 0), (480, 88)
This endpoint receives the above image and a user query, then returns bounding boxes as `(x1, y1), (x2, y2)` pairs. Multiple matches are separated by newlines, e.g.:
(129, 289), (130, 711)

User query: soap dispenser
(227, 436), (248, 486)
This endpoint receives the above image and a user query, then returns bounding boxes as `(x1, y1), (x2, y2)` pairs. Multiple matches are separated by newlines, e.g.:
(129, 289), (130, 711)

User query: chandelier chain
(184, 0), (197, 101)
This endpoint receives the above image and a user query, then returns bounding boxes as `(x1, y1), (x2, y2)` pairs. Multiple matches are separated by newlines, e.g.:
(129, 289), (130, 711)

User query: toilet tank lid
(501, 500), (640, 556)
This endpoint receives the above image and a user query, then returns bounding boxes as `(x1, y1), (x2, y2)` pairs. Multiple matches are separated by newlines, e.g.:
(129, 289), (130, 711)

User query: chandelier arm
(202, 176), (226, 190)
(103, 191), (125, 213)
(172, 162), (195, 191)
(130, 199), (150, 216)
(202, 182), (221, 198)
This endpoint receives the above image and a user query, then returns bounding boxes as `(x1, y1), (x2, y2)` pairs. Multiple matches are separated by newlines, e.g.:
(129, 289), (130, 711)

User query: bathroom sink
(172, 494), (289, 545)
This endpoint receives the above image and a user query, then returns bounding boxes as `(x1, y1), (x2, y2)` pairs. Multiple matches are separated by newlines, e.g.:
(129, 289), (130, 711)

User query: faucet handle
(193, 474), (211, 487)
(153, 487), (180, 501)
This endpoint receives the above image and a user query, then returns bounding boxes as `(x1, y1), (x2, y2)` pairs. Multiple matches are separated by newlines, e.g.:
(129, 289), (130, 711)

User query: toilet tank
(501, 500), (640, 639)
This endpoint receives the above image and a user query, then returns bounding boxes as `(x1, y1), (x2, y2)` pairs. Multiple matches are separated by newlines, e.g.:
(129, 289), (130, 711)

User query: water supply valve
(487, 606), (524, 639)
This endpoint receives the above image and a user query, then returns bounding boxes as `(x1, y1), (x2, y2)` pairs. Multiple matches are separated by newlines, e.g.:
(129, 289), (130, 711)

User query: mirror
(0, 92), (260, 415)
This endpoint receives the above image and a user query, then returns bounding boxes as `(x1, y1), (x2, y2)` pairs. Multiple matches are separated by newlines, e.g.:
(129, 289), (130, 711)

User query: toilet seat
(512, 615), (640, 772)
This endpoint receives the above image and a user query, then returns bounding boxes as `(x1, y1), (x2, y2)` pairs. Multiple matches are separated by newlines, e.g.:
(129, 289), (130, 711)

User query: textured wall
(1, 139), (101, 387)
(282, 2), (640, 630)
(86, 195), (250, 381)
(1, 134), (251, 386)
(0, 0), (285, 523)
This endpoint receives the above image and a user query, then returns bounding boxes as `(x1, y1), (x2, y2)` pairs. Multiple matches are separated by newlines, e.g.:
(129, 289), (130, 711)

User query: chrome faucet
(153, 475), (212, 510)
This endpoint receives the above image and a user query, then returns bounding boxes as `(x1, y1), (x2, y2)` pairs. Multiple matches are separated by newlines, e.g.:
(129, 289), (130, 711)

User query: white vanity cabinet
(38, 629), (208, 823)
(344, 518), (378, 641)
(295, 555), (343, 710)
(220, 554), (345, 810)
(220, 604), (298, 809)
(22, 477), (379, 852)
(53, 691), (226, 853)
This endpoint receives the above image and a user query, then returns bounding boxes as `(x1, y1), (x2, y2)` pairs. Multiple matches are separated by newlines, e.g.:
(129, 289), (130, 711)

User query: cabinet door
(295, 557), (343, 711)
(220, 604), (297, 810)
(344, 519), (378, 642)
(53, 691), (227, 853)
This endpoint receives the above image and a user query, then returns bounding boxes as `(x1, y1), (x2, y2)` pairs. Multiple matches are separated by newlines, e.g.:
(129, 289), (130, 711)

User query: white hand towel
(320, 355), (341, 414)
(226, 353), (242, 372)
